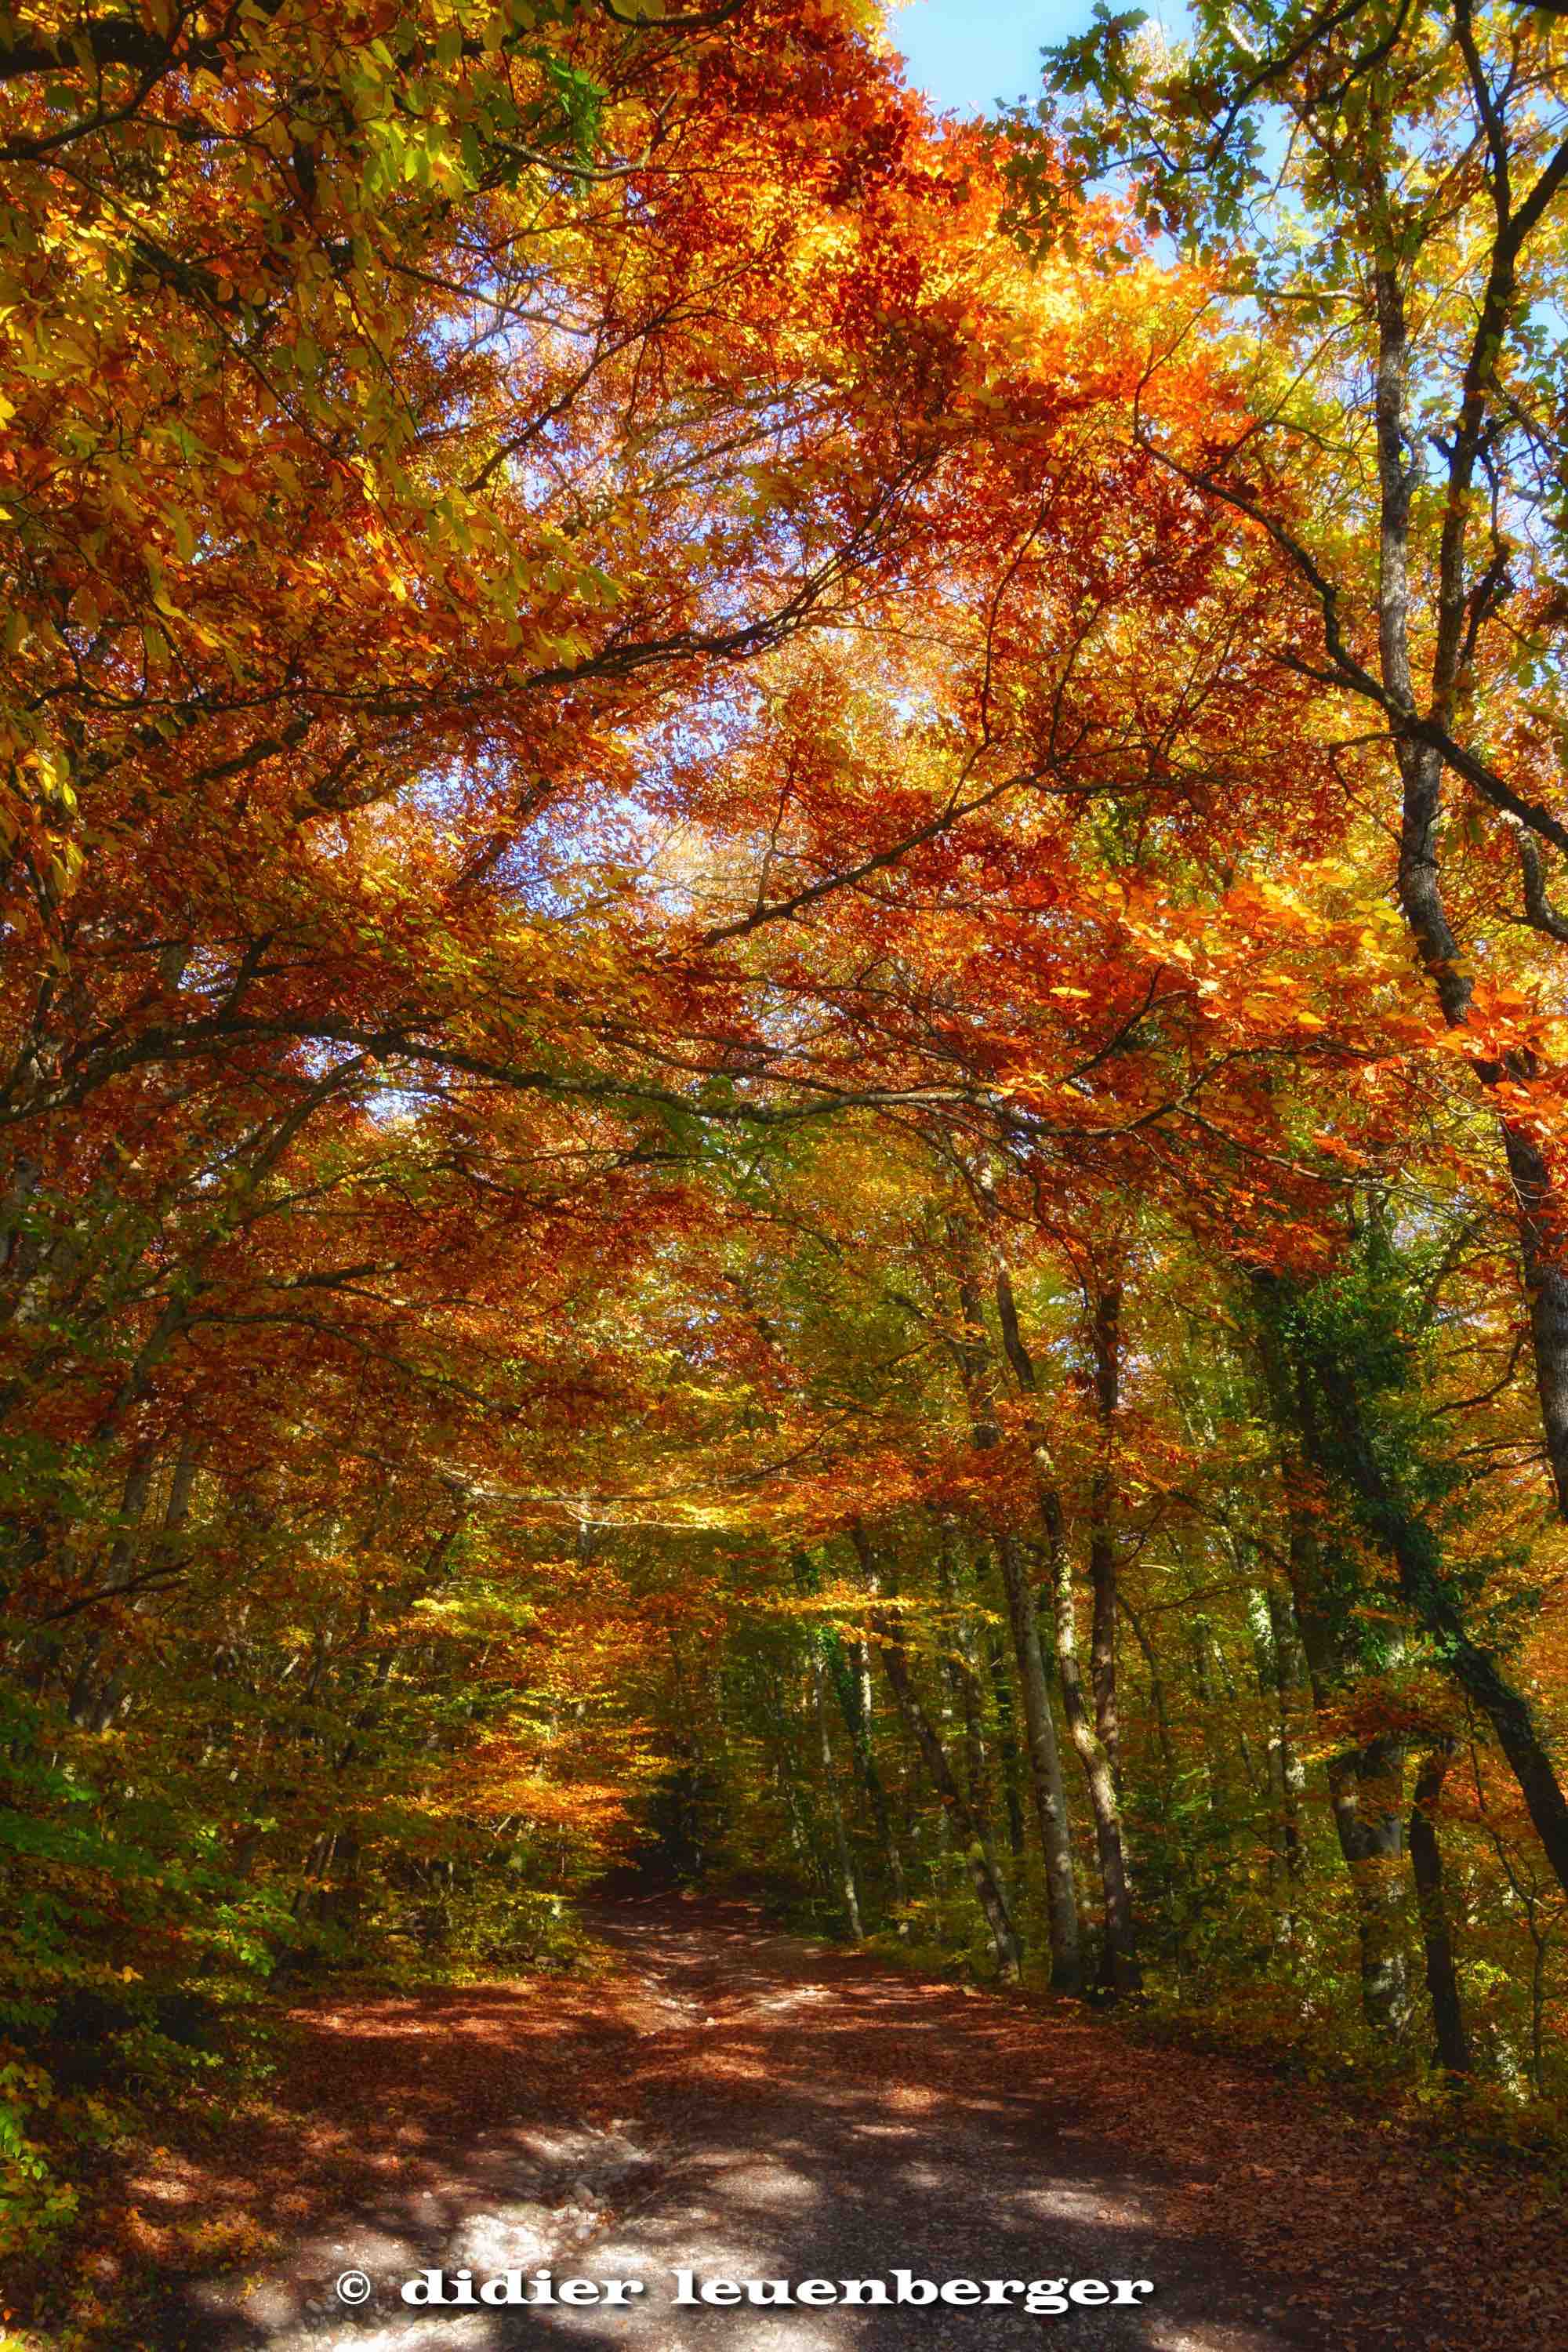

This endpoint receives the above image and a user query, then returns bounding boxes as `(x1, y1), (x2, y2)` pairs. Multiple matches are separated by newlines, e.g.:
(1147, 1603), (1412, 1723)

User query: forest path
(147, 1899), (1547, 2352)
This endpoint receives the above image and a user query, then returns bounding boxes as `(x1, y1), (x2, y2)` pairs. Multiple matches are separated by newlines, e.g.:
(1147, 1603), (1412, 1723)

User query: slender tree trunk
(1409, 1740), (1471, 2078)
(1048, 1528), (1141, 1994)
(865, 1573), (1020, 1982)
(986, 1623), (1026, 1867)
(996, 1533), (1081, 1990)
(1326, 1736), (1410, 2038)
(1210, 1628), (1266, 1800)
(1265, 1584), (1307, 1917)
(943, 1242), (1080, 1985)
(829, 1632), (909, 1929)
(1120, 1592), (1175, 1789)
(1120, 1588), (1192, 1975)
(1187, 1613), (1222, 1814)
(992, 1261), (1138, 1994)
(812, 1645), (863, 1941)
(1087, 1277), (1123, 1786)
(1279, 1490), (1411, 2035)
(935, 1518), (990, 1838)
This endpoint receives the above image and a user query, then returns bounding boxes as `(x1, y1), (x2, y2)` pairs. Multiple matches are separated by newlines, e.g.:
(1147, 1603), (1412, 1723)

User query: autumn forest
(7, 2), (1568, 2340)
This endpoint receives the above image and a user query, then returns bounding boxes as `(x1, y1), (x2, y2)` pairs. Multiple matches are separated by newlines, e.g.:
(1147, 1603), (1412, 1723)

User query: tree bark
(1087, 1277), (1123, 1785)
(935, 1517), (991, 1838)
(943, 1241), (1080, 1986)
(812, 1644), (863, 1941)
(1327, 1736), (1410, 2039)
(993, 1263), (1138, 1994)
(996, 1533), (1081, 1989)
(1265, 1584), (1307, 1939)
(985, 1622), (1026, 1866)
(826, 1631), (908, 1926)
(1047, 1528), (1141, 1994)
(1409, 1740), (1471, 2078)
(865, 1575), (1021, 1982)
(1371, 252), (1568, 1519)
(1252, 1308), (1410, 2032)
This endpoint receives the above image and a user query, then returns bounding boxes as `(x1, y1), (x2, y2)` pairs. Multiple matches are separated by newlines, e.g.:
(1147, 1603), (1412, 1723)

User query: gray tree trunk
(812, 1644), (863, 1941)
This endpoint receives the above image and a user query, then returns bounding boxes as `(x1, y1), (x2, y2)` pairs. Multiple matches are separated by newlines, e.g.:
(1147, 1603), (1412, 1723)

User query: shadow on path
(147, 1900), (1426, 2352)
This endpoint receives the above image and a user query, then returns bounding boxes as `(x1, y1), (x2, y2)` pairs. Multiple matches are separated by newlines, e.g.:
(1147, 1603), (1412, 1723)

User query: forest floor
(42, 1897), (1568, 2352)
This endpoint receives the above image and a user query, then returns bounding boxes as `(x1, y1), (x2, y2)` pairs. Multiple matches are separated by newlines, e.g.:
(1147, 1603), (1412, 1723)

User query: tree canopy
(7, 3), (1568, 2321)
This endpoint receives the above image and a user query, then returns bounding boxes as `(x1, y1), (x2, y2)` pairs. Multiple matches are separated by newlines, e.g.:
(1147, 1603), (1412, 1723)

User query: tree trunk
(1409, 1740), (1471, 2078)
(1120, 1587), (1192, 1975)
(1265, 1584), (1307, 1942)
(935, 1518), (991, 1838)
(1326, 1736), (1410, 2038)
(943, 1243), (1080, 1986)
(992, 1261), (1139, 1994)
(996, 1533), (1081, 1991)
(1253, 1360), (1406, 2028)
(869, 1595), (1021, 1982)
(812, 1644), (863, 1940)
(826, 1632), (907, 1927)
(1371, 256), (1568, 1520)
(1048, 1529), (1141, 1994)
(986, 1622), (1027, 1867)
(1087, 1277), (1123, 1786)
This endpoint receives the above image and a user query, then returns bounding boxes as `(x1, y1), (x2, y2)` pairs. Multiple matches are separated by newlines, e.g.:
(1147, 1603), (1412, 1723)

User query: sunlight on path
(175, 1906), (1310, 2352)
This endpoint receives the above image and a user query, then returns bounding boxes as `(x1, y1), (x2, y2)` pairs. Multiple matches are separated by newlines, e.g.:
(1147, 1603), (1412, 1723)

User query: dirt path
(141, 1900), (1559, 2352)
